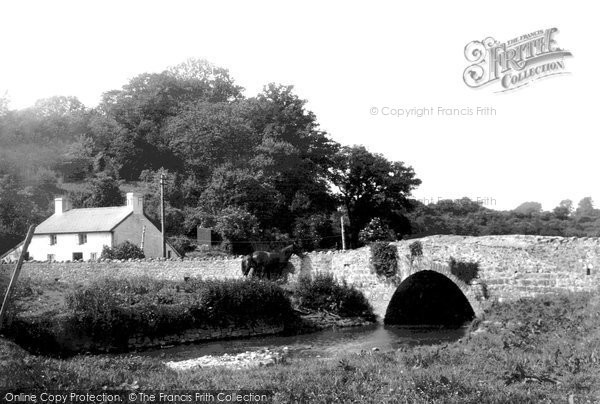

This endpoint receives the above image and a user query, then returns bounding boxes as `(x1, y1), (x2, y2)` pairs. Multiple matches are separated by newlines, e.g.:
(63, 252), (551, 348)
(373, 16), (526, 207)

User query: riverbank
(2, 291), (599, 402)
(0, 271), (376, 355)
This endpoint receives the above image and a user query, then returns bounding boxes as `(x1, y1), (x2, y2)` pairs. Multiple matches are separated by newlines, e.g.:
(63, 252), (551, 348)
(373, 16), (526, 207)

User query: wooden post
(0, 225), (35, 330)
(160, 173), (166, 258)
(141, 225), (146, 251)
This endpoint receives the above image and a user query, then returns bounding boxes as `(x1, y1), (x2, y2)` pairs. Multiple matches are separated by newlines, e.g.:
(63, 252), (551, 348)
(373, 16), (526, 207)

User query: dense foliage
(0, 59), (421, 254)
(100, 241), (145, 260)
(358, 217), (396, 244)
(370, 242), (399, 278)
(294, 273), (375, 320)
(407, 197), (600, 237)
(8, 277), (293, 353)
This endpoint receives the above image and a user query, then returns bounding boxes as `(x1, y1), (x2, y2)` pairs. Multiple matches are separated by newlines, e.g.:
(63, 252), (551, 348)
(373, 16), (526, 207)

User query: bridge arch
(366, 260), (485, 323)
(384, 270), (476, 326)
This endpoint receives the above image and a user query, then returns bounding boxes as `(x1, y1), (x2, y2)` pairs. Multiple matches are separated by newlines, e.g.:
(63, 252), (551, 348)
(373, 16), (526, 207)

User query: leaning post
(160, 172), (166, 258)
(0, 224), (35, 330)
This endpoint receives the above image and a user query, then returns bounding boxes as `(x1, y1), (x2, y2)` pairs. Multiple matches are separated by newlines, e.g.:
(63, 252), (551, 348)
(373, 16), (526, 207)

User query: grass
(1, 291), (599, 402)
(0, 268), (375, 355)
(2, 276), (295, 355)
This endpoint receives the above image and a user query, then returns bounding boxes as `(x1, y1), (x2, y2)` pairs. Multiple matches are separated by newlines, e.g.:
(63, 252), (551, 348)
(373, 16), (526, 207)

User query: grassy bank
(2, 291), (599, 402)
(1, 270), (375, 355)
(2, 277), (295, 355)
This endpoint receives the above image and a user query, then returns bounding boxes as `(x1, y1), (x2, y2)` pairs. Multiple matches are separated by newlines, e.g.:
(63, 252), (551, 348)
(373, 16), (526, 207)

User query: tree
(0, 93), (8, 117)
(553, 199), (573, 220)
(0, 174), (35, 235)
(330, 146), (421, 246)
(514, 201), (543, 216)
(214, 206), (259, 254)
(96, 59), (243, 180)
(575, 197), (595, 218)
(292, 213), (335, 251)
(70, 175), (123, 208)
(358, 217), (397, 244)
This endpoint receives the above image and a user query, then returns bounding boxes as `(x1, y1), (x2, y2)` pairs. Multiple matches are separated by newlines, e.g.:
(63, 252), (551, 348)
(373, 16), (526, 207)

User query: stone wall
(1, 257), (242, 284)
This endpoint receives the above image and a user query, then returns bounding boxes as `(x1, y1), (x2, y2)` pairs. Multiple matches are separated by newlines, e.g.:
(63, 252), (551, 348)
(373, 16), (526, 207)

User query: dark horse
(241, 244), (301, 280)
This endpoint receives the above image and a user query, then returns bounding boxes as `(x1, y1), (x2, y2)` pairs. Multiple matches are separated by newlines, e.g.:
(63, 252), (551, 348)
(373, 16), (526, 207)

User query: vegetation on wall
(448, 257), (480, 284)
(370, 242), (399, 278)
(408, 240), (423, 263)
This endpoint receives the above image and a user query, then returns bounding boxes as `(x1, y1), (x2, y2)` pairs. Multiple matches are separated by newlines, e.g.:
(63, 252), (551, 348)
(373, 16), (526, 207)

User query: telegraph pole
(340, 215), (346, 251)
(160, 173), (166, 258)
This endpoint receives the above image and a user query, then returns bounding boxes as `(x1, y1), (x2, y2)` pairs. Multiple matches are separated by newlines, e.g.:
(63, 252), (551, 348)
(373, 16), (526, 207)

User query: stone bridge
(287, 235), (600, 322)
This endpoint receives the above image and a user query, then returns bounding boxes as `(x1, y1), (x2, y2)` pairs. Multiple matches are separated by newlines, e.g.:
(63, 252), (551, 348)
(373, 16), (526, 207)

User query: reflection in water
(138, 324), (469, 361)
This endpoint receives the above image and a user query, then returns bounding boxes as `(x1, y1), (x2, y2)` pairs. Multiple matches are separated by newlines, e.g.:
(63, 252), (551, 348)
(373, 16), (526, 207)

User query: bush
(168, 236), (196, 257)
(61, 277), (294, 348)
(358, 217), (396, 244)
(100, 241), (145, 260)
(448, 257), (479, 284)
(294, 273), (375, 320)
(370, 242), (398, 278)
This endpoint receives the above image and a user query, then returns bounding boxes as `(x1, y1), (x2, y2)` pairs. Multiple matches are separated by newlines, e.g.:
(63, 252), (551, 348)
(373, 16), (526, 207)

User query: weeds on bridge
(370, 242), (398, 278)
(448, 257), (480, 284)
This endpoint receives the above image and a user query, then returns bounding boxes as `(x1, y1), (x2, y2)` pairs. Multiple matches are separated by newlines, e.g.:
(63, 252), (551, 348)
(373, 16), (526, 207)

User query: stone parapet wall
(392, 235), (600, 301)
(1, 257), (242, 284)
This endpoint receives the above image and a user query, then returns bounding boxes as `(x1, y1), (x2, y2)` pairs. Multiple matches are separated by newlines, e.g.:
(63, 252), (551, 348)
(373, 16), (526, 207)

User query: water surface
(138, 324), (469, 361)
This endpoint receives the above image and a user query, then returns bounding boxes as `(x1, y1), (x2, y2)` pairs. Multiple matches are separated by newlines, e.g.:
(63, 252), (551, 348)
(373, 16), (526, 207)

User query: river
(138, 324), (469, 361)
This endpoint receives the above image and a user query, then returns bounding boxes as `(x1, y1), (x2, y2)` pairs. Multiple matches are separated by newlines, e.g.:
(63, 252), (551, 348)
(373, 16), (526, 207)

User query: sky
(0, 0), (597, 211)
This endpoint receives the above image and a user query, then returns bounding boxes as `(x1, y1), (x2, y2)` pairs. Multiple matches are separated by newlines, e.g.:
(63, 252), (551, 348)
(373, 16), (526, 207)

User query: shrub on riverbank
(6, 277), (295, 354)
(294, 273), (375, 320)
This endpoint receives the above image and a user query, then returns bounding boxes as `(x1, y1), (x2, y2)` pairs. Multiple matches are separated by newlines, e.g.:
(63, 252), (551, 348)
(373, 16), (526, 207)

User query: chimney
(126, 192), (144, 214)
(54, 197), (71, 215)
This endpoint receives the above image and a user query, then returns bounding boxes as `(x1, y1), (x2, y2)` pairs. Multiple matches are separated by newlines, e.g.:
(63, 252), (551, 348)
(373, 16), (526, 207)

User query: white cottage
(26, 192), (179, 261)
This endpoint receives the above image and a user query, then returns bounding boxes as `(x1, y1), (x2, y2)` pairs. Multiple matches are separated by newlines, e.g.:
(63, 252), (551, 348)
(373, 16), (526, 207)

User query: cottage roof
(34, 206), (133, 234)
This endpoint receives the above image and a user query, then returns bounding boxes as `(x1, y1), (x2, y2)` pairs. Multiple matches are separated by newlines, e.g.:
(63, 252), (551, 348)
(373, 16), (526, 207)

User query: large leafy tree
(69, 175), (124, 208)
(330, 146), (421, 246)
(95, 59), (243, 180)
(0, 174), (36, 235)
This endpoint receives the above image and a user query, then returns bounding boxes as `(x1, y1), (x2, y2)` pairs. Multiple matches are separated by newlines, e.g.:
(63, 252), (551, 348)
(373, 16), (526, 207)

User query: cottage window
(78, 233), (87, 245)
(47, 254), (55, 262)
(90, 252), (97, 260)
(49, 234), (57, 245)
(72, 252), (83, 261)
